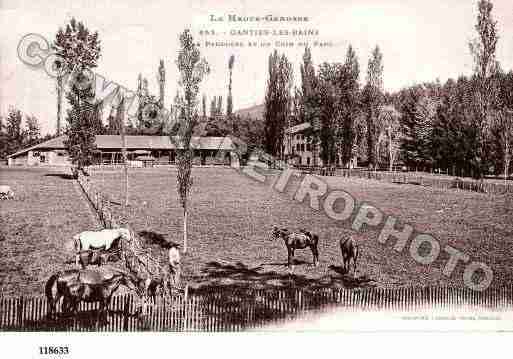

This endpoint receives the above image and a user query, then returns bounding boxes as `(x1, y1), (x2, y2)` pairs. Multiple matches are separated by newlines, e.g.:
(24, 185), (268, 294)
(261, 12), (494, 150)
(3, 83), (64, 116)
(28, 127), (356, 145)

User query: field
(0, 167), (103, 296)
(88, 167), (513, 291)
(1, 166), (513, 297)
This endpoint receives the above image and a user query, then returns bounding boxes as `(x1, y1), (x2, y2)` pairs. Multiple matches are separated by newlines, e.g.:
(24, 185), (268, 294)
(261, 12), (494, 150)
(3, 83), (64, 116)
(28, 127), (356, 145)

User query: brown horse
(270, 226), (319, 267)
(45, 268), (142, 320)
(340, 236), (358, 275)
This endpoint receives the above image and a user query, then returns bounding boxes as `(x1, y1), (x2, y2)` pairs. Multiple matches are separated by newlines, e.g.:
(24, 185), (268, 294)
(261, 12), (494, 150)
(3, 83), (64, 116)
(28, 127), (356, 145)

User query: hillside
(234, 104), (265, 120)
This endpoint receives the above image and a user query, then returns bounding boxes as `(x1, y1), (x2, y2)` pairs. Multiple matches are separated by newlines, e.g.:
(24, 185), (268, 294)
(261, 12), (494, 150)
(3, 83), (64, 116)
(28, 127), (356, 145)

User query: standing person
(168, 243), (181, 287)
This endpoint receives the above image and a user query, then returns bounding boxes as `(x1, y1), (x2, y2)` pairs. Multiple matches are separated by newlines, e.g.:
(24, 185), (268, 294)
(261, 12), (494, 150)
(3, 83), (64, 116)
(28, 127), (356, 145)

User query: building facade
(283, 122), (357, 168)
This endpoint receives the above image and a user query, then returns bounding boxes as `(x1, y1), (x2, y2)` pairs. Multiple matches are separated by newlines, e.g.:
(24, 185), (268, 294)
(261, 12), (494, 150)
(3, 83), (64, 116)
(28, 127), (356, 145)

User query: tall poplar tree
(264, 50), (293, 160)
(175, 29), (210, 253)
(362, 46), (384, 168)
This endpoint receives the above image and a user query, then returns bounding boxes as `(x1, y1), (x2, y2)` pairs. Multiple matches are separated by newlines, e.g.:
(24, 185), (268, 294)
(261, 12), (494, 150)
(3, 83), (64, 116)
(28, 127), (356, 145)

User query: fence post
(183, 284), (189, 332)
(123, 295), (129, 331)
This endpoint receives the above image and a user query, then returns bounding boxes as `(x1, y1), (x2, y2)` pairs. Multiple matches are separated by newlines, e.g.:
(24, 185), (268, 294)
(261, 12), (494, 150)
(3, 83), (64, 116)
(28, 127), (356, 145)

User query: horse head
(270, 226), (280, 241)
(270, 226), (289, 241)
(118, 228), (131, 242)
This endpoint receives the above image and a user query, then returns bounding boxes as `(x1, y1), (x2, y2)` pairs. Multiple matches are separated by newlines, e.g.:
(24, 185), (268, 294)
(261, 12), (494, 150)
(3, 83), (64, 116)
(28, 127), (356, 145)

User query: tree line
(0, 108), (54, 161)
(262, 0), (512, 179)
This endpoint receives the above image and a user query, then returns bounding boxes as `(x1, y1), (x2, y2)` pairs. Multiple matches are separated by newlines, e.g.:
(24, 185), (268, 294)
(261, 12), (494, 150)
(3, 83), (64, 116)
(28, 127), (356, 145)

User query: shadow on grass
(185, 261), (378, 330)
(138, 230), (179, 250)
(44, 173), (75, 180)
(262, 259), (310, 267)
(328, 265), (376, 289)
(193, 261), (376, 292)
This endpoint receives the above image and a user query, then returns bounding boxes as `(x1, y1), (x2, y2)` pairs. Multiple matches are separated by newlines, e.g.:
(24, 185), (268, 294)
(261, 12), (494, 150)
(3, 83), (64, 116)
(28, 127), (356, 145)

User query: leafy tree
(338, 45), (360, 168)
(362, 46), (384, 168)
(217, 96), (223, 119)
(227, 55), (235, 117)
(175, 29), (210, 253)
(264, 50), (293, 160)
(316, 62), (342, 166)
(298, 46), (318, 126)
(53, 17), (101, 136)
(54, 18), (101, 176)
(5, 108), (25, 155)
(0, 116), (6, 159)
(379, 105), (402, 171)
(492, 110), (513, 180)
(25, 115), (41, 146)
(202, 94), (207, 119)
(469, 0), (500, 178)
(63, 76), (98, 176)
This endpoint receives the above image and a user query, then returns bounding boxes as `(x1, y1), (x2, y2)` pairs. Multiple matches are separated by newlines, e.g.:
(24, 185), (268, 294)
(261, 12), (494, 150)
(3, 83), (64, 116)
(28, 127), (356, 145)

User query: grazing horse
(45, 268), (142, 320)
(340, 236), (358, 275)
(73, 228), (130, 266)
(270, 226), (319, 267)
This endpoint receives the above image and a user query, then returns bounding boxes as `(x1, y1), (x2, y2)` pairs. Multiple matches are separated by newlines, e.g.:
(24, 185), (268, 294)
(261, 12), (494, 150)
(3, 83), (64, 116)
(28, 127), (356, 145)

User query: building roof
(8, 135), (240, 158)
(285, 122), (311, 134)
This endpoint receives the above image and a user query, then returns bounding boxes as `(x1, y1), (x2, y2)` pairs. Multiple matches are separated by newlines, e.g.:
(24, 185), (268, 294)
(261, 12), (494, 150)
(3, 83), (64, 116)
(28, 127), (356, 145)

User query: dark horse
(270, 226), (319, 267)
(45, 268), (142, 320)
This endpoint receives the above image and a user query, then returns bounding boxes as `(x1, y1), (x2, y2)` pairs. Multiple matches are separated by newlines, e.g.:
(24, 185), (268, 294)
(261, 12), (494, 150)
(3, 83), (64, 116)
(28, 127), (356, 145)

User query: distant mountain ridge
(234, 104), (265, 120)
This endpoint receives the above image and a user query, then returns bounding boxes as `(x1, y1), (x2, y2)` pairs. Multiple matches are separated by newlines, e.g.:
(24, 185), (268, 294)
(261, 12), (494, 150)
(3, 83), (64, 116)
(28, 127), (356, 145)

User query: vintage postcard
(1, 0), (513, 354)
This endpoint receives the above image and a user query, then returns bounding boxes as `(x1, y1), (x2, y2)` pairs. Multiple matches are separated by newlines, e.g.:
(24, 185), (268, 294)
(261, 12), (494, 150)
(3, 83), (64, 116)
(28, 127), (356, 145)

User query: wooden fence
(2, 285), (513, 331)
(300, 167), (513, 195)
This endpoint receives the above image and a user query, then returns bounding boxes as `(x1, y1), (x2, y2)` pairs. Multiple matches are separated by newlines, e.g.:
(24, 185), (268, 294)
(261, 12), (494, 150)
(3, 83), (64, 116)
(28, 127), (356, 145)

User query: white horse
(73, 228), (131, 266)
(0, 185), (14, 200)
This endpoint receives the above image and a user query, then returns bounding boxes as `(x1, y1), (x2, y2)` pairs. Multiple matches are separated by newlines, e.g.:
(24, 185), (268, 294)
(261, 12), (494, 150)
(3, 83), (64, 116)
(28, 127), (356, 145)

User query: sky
(1, 0), (513, 135)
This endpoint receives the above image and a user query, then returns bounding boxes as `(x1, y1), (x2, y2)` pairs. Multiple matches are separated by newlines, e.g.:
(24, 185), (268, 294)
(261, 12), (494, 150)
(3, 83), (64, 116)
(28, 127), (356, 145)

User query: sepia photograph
(1, 0), (513, 355)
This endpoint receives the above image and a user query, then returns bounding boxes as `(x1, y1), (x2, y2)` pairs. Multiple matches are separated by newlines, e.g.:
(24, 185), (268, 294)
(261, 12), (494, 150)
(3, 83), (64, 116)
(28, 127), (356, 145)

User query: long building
(7, 135), (241, 167)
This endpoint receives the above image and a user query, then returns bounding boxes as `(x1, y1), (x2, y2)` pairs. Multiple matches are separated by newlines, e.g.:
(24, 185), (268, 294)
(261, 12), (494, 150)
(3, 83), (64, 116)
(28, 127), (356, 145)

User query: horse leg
(311, 246), (319, 267)
(47, 297), (58, 321)
(173, 266), (181, 287)
(353, 248), (358, 276)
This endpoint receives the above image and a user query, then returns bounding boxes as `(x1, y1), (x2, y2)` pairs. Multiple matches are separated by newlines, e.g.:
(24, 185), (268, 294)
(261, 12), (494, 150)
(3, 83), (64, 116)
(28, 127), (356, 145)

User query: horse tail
(45, 273), (60, 318)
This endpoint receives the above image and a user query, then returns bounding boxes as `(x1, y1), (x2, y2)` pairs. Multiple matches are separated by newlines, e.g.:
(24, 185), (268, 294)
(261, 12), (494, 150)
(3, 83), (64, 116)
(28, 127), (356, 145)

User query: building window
(306, 143), (311, 151)
(296, 134), (300, 140)
(307, 157), (311, 166)
(300, 144), (305, 152)
(299, 157), (302, 165)
(296, 143), (301, 152)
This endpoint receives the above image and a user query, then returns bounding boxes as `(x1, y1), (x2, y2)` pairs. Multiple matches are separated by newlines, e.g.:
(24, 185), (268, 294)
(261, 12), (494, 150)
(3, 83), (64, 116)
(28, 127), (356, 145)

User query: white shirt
(168, 247), (180, 267)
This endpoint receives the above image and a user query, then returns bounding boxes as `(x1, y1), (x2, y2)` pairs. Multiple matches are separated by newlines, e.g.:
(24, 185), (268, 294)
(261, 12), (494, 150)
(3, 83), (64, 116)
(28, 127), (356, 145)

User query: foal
(270, 226), (319, 267)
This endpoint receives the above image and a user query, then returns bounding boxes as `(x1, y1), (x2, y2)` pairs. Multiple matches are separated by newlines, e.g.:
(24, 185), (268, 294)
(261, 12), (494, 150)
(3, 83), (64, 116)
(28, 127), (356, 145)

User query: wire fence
(298, 167), (513, 195)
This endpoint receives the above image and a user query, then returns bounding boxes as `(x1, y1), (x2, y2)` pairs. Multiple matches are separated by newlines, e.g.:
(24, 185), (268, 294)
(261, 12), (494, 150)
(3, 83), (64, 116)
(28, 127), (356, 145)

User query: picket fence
(300, 167), (513, 195)
(1, 285), (513, 331)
